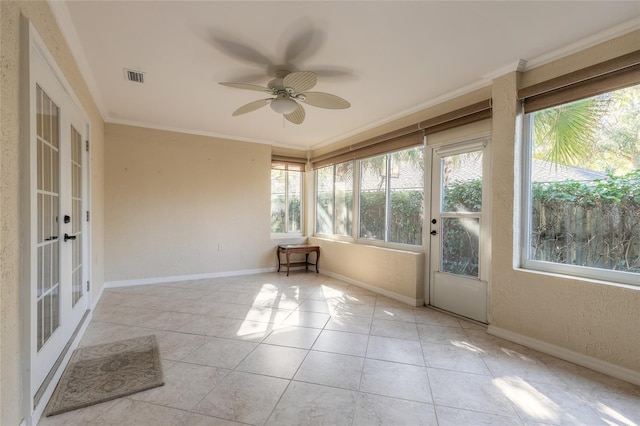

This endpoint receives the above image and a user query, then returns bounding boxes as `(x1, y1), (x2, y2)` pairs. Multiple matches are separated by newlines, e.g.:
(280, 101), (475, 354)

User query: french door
(29, 31), (90, 403)
(429, 139), (488, 323)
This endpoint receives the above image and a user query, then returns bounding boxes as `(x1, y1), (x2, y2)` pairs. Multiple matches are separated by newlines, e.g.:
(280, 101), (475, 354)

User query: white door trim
(426, 135), (492, 323)
(20, 18), (92, 424)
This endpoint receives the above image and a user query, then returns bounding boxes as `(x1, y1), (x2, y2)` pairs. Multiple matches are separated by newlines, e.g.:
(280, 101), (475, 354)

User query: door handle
(64, 233), (77, 242)
(431, 218), (437, 224)
(430, 230), (437, 236)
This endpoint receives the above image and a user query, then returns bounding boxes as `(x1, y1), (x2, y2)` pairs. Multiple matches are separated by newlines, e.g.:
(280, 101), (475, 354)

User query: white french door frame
(424, 134), (492, 323)
(20, 19), (92, 424)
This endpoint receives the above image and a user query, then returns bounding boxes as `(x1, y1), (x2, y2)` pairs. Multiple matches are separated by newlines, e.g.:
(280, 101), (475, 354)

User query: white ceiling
(56, 1), (640, 150)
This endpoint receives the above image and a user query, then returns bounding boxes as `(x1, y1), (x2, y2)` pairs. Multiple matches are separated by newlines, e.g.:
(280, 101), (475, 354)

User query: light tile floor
(39, 272), (640, 425)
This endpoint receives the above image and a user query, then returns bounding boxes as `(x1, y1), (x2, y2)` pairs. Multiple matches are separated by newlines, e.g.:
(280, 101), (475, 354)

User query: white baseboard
(104, 267), (276, 288)
(321, 270), (424, 307)
(91, 280), (106, 310)
(488, 325), (640, 387)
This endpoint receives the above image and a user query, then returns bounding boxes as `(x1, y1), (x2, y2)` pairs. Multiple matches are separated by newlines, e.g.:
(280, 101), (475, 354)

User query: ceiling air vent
(124, 68), (145, 83)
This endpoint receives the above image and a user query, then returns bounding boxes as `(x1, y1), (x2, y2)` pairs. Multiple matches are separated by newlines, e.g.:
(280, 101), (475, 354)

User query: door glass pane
(71, 126), (83, 306)
(441, 150), (483, 213)
(36, 85), (60, 351)
(441, 217), (479, 278)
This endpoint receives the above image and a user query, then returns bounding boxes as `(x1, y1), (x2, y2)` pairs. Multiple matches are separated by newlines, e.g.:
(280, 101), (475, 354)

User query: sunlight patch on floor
(493, 376), (560, 423)
(597, 402), (638, 426)
(451, 340), (485, 354)
(234, 320), (273, 338)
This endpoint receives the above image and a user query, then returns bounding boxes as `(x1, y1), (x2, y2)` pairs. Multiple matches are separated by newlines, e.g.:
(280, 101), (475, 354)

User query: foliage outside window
(316, 162), (353, 236)
(523, 84), (640, 285)
(359, 146), (424, 245)
(271, 168), (302, 234)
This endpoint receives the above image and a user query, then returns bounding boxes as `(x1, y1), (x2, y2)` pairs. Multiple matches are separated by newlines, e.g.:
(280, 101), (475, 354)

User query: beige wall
(489, 30), (640, 373)
(1, 1), (105, 424)
(104, 124), (276, 282)
(309, 237), (425, 304)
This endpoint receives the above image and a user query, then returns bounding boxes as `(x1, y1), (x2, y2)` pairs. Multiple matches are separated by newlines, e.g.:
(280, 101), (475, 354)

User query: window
(359, 146), (424, 245)
(523, 83), (640, 285)
(316, 161), (354, 236)
(271, 168), (302, 234)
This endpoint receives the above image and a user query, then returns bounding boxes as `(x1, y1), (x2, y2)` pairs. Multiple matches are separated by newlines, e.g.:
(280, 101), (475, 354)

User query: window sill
(516, 264), (640, 291)
(271, 233), (305, 240)
(311, 235), (425, 254)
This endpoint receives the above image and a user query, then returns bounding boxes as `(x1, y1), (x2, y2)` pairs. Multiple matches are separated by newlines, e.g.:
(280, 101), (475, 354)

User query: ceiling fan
(219, 70), (350, 124)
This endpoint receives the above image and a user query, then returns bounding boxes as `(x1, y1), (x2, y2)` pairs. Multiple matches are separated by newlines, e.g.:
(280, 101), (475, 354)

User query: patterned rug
(45, 335), (164, 417)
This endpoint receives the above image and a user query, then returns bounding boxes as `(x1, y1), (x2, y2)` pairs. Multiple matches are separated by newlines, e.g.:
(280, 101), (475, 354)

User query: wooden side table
(277, 244), (320, 276)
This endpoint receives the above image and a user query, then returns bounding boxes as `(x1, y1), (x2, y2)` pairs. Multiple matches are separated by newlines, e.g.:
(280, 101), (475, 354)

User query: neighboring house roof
(351, 155), (608, 192)
(531, 159), (608, 182)
(360, 160), (424, 191)
(447, 155), (607, 183)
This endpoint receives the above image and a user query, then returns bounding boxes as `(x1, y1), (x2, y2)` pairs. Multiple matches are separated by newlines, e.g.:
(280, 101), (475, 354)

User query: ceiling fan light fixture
(270, 96), (298, 114)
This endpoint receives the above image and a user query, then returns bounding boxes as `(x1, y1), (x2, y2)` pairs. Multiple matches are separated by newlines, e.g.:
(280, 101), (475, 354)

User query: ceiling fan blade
(284, 103), (305, 124)
(219, 82), (270, 92)
(283, 71), (317, 93)
(232, 99), (272, 116)
(301, 92), (351, 109)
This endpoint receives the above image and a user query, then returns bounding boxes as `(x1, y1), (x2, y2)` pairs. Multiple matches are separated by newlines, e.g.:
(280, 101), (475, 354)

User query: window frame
(359, 146), (424, 248)
(314, 146), (425, 249)
(520, 101), (640, 287)
(270, 168), (304, 237)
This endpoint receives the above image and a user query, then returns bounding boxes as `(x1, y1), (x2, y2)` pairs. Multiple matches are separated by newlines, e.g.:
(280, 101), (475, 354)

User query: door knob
(64, 233), (77, 242)
(431, 218), (437, 224)
(430, 230), (437, 236)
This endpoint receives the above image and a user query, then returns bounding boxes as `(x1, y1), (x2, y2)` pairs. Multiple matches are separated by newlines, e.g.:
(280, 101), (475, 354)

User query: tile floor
(39, 272), (640, 425)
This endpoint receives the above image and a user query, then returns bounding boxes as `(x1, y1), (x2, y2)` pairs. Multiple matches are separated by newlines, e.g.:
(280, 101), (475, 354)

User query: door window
(439, 150), (483, 278)
(36, 85), (61, 350)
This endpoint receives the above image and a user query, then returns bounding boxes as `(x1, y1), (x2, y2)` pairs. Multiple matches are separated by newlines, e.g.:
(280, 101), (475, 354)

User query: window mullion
(521, 112), (534, 267)
(331, 164), (338, 235)
(354, 160), (361, 240)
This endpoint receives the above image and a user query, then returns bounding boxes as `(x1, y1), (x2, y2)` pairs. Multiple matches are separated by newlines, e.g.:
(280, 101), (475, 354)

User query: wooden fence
(531, 200), (640, 272)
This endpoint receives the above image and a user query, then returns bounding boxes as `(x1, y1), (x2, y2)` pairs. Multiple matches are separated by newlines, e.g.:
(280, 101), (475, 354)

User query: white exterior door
(429, 139), (488, 323)
(29, 32), (90, 403)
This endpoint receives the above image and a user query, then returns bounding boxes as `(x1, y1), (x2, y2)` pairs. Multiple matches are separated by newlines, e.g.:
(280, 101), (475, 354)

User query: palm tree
(532, 97), (602, 167)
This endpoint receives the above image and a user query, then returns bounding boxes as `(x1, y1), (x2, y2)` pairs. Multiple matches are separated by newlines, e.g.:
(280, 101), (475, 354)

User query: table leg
(286, 252), (291, 276)
(315, 249), (320, 273)
(277, 248), (281, 272)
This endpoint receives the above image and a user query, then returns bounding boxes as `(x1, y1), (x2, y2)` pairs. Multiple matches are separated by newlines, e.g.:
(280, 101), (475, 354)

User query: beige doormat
(45, 335), (164, 417)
